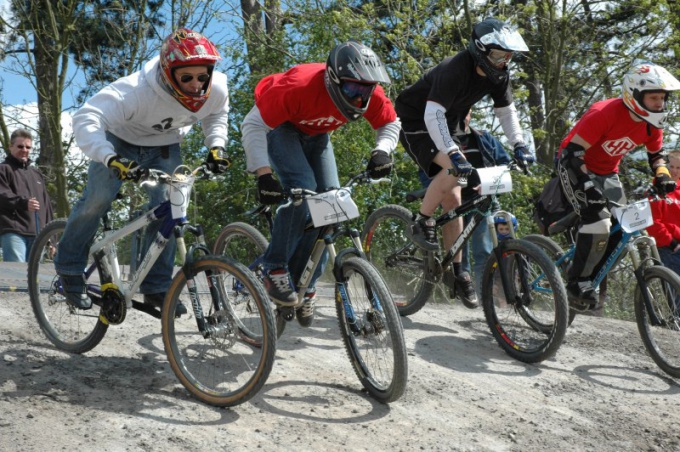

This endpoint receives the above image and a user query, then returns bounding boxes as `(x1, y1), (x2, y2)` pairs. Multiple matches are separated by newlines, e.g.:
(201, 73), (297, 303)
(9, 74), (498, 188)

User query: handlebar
(447, 159), (530, 178)
(280, 171), (390, 209)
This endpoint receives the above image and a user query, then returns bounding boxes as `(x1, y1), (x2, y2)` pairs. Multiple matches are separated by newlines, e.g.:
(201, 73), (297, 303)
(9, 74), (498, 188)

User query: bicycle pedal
(278, 306), (295, 322)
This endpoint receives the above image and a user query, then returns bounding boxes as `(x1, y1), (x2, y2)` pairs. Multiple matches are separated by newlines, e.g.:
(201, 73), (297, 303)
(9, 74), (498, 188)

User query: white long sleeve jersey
(72, 56), (230, 164)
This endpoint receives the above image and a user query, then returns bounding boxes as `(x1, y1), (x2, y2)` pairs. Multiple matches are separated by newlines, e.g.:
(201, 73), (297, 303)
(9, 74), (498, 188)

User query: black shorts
(400, 129), (444, 178)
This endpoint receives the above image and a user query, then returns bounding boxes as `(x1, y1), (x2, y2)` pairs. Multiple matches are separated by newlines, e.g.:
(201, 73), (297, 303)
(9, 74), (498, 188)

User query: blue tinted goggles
(341, 81), (377, 102)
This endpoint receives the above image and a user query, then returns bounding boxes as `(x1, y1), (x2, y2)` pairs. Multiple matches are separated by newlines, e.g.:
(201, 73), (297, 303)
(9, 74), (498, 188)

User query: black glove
(449, 151), (473, 176)
(577, 178), (605, 210)
(205, 146), (232, 174)
(257, 173), (285, 205)
(366, 150), (393, 178)
(654, 167), (676, 195)
(106, 155), (145, 181)
(513, 144), (535, 166)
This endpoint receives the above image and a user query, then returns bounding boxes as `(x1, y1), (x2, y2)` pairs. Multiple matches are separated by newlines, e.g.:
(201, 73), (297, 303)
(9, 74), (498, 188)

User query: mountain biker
(647, 148), (680, 276)
(241, 41), (400, 327)
(557, 62), (680, 307)
(395, 17), (533, 307)
(54, 28), (231, 316)
(417, 109), (511, 307)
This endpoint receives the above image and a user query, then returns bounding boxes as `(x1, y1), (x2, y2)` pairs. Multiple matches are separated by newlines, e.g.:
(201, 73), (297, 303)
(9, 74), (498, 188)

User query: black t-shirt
(395, 50), (513, 132)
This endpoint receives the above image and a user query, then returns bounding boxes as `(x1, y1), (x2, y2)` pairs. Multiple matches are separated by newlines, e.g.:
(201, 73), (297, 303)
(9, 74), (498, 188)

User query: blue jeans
(54, 133), (181, 294)
(658, 246), (680, 276)
(1, 233), (34, 262)
(461, 213), (493, 297)
(264, 123), (340, 290)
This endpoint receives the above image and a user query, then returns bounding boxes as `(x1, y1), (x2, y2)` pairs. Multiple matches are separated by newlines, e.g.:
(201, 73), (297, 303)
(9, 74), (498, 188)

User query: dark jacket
(0, 155), (54, 237)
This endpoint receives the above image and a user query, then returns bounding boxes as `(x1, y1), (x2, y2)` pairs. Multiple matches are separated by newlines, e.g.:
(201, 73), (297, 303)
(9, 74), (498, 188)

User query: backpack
(533, 175), (572, 236)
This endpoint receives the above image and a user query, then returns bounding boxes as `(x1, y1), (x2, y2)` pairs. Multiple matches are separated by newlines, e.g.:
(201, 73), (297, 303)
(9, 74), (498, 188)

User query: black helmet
(325, 41), (391, 121)
(467, 18), (528, 84)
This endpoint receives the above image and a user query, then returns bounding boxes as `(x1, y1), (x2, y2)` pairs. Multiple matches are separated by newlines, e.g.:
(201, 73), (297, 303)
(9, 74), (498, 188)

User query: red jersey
(560, 98), (663, 175)
(254, 63), (397, 136)
(647, 188), (680, 248)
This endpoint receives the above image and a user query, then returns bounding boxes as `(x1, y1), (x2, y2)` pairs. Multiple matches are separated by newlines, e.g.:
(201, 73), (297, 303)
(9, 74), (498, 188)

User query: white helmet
(622, 62), (680, 128)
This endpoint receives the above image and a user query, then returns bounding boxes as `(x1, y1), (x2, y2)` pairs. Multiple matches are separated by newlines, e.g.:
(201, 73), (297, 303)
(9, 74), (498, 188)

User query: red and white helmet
(159, 28), (221, 112)
(622, 62), (680, 129)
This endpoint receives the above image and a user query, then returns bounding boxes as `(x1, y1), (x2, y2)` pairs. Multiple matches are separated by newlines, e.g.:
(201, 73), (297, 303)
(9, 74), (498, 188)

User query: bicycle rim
(214, 222), (286, 338)
(635, 265), (680, 377)
(335, 257), (408, 403)
(28, 219), (108, 353)
(163, 255), (276, 407)
(482, 240), (568, 363)
(362, 205), (434, 316)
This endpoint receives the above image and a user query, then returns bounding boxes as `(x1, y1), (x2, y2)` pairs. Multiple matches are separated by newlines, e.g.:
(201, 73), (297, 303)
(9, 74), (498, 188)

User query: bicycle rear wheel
(162, 255), (276, 407)
(213, 222), (286, 337)
(482, 239), (568, 363)
(634, 265), (680, 378)
(335, 256), (408, 403)
(28, 219), (108, 353)
(361, 204), (434, 316)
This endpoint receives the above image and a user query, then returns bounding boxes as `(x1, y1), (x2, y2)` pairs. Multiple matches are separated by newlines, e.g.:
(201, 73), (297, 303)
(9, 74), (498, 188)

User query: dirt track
(1, 287), (679, 451)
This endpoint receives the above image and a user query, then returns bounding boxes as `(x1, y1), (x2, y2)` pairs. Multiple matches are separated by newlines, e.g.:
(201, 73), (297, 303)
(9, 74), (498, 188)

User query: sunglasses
(341, 81), (376, 101)
(15, 144), (32, 149)
(179, 73), (211, 84)
(488, 49), (513, 66)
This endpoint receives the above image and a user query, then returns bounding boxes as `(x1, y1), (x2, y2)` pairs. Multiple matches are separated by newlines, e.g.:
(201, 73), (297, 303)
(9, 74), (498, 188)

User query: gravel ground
(1, 288), (679, 451)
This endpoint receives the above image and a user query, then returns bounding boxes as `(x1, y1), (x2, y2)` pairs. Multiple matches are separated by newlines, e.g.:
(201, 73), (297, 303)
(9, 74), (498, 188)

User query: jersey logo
(601, 137), (637, 157)
(299, 116), (344, 128)
(152, 118), (174, 132)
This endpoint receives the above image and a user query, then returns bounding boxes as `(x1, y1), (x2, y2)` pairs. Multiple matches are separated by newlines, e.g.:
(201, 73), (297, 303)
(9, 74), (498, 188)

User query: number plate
(612, 199), (653, 233)
(476, 166), (513, 195)
(307, 189), (359, 227)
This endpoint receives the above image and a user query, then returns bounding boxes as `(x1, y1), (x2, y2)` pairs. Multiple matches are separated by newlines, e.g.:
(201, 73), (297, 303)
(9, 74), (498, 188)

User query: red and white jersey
(255, 63), (397, 134)
(560, 98), (662, 175)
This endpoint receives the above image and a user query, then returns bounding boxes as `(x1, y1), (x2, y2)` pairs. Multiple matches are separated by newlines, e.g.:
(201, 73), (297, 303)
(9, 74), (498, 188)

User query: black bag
(533, 175), (572, 236)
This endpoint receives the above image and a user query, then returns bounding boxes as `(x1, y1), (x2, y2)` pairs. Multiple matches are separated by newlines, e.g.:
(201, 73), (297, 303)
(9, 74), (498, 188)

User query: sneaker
(296, 289), (316, 327)
(411, 216), (438, 251)
(263, 269), (297, 306)
(59, 274), (92, 310)
(453, 271), (479, 309)
(566, 280), (598, 309)
(143, 293), (187, 317)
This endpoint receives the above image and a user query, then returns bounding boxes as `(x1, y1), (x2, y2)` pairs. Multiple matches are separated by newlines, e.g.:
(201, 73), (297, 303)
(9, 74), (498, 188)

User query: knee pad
(579, 217), (611, 235)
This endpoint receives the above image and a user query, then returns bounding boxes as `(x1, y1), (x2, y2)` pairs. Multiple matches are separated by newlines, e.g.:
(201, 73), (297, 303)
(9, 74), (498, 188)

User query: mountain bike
(213, 172), (408, 403)
(524, 196), (680, 378)
(28, 164), (276, 407)
(361, 163), (569, 363)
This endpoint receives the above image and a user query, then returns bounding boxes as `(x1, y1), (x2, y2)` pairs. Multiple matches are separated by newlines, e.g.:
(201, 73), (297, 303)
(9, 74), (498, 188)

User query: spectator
(54, 28), (231, 314)
(241, 41), (400, 327)
(647, 149), (680, 275)
(395, 17), (533, 308)
(0, 129), (54, 262)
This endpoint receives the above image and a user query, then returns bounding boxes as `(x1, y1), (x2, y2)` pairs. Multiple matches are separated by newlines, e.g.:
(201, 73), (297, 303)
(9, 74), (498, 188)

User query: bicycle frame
(83, 168), (208, 310)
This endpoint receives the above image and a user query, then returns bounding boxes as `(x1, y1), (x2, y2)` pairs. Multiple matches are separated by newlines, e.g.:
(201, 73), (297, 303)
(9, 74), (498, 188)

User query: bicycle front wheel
(213, 222), (286, 338)
(482, 239), (569, 363)
(28, 219), (108, 353)
(634, 265), (680, 378)
(523, 234), (577, 326)
(162, 255), (276, 407)
(335, 256), (408, 403)
(361, 204), (434, 316)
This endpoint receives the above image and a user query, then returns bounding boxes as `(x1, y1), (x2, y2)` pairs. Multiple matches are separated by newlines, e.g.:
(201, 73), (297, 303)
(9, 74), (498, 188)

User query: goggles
(179, 73), (211, 83)
(341, 81), (377, 103)
(488, 49), (513, 66)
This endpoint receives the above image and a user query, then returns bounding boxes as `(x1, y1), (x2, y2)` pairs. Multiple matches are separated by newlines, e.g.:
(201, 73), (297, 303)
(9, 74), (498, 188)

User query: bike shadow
(0, 337), (243, 426)
(569, 364), (680, 394)
(251, 379), (392, 423)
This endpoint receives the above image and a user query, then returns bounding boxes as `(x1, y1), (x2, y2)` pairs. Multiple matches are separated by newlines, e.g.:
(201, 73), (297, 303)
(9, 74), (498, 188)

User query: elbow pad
(561, 142), (587, 174)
